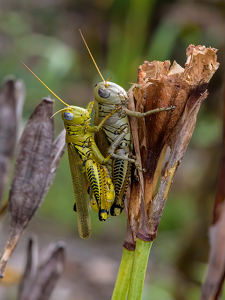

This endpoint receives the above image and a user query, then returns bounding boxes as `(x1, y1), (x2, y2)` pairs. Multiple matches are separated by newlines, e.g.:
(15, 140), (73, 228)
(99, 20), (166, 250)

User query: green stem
(127, 238), (153, 300)
(111, 247), (135, 300)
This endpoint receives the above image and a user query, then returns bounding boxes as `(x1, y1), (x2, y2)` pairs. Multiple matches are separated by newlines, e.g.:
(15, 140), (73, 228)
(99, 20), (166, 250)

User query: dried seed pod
(17, 237), (65, 300)
(125, 45), (219, 247)
(0, 78), (25, 205)
(8, 97), (54, 229)
(0, 97), (66, 278)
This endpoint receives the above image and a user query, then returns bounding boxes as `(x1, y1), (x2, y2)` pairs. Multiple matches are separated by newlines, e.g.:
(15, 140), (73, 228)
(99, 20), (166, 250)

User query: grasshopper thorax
(62, 106), (90, 126)
(94, 81), (128, 105)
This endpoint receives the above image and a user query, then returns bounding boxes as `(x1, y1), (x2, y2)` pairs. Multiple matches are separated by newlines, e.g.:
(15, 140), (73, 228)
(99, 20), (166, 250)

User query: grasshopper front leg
(88, 106), (122, 134)
(86, 101), (95, 114)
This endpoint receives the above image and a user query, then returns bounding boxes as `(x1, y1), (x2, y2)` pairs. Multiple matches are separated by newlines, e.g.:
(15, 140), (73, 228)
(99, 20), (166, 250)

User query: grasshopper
(59, 101), (118, 224)
(22, 63), (124, 239)
(80, 30), (174, 216)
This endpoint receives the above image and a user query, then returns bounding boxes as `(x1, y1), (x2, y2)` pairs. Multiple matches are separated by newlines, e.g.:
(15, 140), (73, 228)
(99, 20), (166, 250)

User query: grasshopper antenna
(22, 62), (69, 107)
(51, 107), (68, 118)
(79, 29), (109, 87)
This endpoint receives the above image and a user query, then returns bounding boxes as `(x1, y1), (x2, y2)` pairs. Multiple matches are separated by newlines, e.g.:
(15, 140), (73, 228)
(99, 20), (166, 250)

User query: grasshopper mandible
(80, 30), (174, 216)
(22, 63), (124, 239)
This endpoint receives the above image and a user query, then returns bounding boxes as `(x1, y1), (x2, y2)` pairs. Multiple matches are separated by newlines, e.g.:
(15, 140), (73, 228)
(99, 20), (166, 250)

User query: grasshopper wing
(67, 143), (91, 239)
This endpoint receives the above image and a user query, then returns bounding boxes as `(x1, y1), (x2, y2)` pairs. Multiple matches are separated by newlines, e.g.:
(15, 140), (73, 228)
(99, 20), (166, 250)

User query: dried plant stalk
(0, 97), (66, 278)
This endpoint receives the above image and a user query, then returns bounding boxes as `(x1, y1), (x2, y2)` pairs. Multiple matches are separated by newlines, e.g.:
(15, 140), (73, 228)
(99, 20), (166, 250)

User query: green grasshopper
(80, 31), (174, 216)
(22, 63), (124, 239)
(60, 101), (118, 224)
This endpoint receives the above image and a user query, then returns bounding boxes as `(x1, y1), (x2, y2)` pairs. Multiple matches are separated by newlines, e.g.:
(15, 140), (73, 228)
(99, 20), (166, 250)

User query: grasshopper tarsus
(110, 204), (123, 217)
(98, 209), (109, 221)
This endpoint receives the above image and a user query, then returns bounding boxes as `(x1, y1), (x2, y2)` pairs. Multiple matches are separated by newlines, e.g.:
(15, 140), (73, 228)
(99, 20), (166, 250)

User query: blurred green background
(0, 0), (225, 299)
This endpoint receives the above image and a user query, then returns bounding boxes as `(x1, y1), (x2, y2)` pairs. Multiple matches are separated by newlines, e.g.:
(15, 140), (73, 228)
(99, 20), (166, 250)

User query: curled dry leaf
(0, 78), (25, 205)
(17, 237), (65, 300)
(125, 45), (219, 248)
(0, 97), (66, 278)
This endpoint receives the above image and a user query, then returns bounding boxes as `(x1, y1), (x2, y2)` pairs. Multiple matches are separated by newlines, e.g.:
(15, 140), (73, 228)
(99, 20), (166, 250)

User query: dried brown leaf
(126, 45), (219, 245)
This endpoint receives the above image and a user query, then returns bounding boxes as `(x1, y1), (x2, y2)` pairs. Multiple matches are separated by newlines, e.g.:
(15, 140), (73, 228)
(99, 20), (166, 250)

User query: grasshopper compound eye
(98, 88), (110, 98)
(64, 111), (74, 121)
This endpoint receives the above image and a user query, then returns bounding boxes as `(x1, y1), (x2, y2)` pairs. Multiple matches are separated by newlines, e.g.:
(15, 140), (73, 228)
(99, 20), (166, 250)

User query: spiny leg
(123, 106), (175, 118)
(85, 160), (109, 221)
(110, 153), (131, 216)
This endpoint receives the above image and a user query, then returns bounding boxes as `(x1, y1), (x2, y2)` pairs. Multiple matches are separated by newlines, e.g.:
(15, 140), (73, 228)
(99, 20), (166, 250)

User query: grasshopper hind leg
(110, 152), (131, 216)
(90, 196), (109, 221)
(86, 160), (114, 221)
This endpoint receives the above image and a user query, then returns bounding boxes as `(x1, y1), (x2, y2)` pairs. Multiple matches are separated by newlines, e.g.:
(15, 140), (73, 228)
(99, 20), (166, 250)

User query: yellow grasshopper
(80, 30), (174, 216)
(22, 63), (125, 239)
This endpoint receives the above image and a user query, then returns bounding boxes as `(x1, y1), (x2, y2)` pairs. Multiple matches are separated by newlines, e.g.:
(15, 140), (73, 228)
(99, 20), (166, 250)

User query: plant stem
(111, 247), (135, 300)
(0, 231), (22, 278)
(127, 238), (153, 300)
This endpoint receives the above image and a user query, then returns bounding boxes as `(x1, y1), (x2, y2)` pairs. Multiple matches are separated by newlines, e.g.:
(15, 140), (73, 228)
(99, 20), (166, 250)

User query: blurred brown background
(0, 0), (225, 299)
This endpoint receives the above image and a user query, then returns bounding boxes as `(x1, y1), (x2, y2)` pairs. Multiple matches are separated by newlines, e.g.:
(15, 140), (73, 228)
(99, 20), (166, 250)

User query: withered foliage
(200, 80), (225, 300)
(0, 78), (25, 205)
(17, 237), (65, 300)
(0, 97), (66, 278)
(125, 45), (219, 249)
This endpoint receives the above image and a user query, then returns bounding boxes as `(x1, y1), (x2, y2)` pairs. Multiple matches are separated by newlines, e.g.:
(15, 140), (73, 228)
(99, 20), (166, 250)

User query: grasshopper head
(94, 81), (128, 105)
(62, 106), (90, 125)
